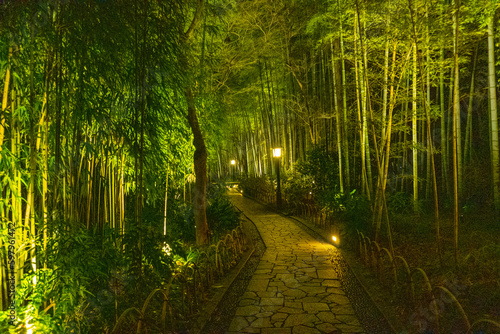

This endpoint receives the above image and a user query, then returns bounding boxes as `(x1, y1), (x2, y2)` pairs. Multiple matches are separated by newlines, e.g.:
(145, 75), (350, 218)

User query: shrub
(387, 191), (413, 214)
(239, 175), (272, 194)
(282, 169), (315, 205)
(206, 182), (241, 240)
(296, 146), (340, 193)
(334, 189), (371, 240)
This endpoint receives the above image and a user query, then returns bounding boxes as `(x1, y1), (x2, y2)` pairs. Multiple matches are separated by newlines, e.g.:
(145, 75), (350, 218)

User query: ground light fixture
(230, 159), (236, 165)
(331, 234), (340, 247)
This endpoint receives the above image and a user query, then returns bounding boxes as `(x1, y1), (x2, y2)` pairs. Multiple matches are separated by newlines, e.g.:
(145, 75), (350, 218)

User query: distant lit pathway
(227, 191), (365, 334)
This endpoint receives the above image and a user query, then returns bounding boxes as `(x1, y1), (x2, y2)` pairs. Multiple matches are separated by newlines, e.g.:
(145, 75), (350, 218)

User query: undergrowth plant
(206, 182), (241, 241)
(282, 169), (315, 205)
(239, 175), (272, 195)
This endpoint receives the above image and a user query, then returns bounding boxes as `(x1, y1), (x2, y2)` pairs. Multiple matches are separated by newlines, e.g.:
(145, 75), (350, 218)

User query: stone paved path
(227, 192), (365, 334)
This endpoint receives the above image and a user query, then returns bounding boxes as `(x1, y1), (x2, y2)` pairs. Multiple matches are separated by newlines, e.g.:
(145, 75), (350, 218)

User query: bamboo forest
(1, 0), (500, 333)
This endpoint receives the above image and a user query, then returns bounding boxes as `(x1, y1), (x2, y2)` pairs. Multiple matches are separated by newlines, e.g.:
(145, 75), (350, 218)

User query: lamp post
(272, 148), (282, 209)
(230, 159), (236, 181)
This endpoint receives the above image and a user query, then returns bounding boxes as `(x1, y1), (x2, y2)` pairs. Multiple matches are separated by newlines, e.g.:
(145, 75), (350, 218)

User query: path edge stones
(199, 205), (267, 333)
(195, 231), (255, 332)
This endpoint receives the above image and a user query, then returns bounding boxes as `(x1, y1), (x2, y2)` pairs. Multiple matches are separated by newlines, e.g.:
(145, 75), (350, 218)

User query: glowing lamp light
(230, 160), (236, 165)
(272, 147), (282, 208)
(331, 235), (340, 247)
(162, 243), (172, 256)
(25, 305), (35, 334)
(272, 148), (281, 158)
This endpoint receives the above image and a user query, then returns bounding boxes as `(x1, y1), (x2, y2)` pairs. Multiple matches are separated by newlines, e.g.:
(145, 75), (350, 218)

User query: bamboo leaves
(0, 0), (197, 320)
(219, 0), (500, 253)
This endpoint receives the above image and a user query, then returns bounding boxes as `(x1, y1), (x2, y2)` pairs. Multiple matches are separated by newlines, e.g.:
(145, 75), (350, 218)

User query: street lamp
(230, 159), (236, 181)
(272, 148), (282, 209)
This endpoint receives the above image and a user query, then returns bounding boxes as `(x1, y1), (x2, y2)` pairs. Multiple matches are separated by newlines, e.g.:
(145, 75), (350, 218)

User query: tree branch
(184, 0), (204, 42)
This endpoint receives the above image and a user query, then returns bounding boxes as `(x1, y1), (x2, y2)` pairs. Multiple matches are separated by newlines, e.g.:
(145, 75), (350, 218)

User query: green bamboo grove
(219, 0), (500, 243)
(0, 0), (220, 328)
(0, 0), (500, 332)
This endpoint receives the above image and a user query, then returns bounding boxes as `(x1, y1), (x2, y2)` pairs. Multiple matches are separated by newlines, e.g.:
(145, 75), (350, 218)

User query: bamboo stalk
(0, 47), (11, 154)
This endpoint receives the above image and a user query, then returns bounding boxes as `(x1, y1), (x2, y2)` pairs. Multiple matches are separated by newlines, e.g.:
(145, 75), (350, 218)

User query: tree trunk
(412, 42), (419, 213)
(439, 43), (449, 197)
(355, 4), (373, 199)
(408, 0), (441, 263)
(375, 42), (400, 243)
(182, 0), (209, 245)
(465, 47), (477, 165)
(452, 0), (460, 267)
(338, 0), (350, 190)
(331, 39), (343, 193)
(164, 169), (169, 236)
(186, 87), (209, 244)
(488, 5), (500, 210)
(453, 0), (463, 201)
(0, 47), (11, 153)
(354, 11), (367, 197)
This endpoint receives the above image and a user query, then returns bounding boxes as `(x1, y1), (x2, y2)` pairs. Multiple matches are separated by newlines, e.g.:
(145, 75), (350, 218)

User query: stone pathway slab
(227, 192), (365, 333)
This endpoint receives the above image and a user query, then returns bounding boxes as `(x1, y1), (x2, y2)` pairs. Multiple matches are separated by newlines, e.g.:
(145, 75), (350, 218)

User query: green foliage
(206, 182), (241, 240)
(296, 146), (340, 194)
(121, 225), (175, 293)
(319, 188), (352, 212)
(0, 304), (59, 333)
(330, 189), (371, 239)
(278, 145), (371, 242)
(0, 216), (179, 333)
(461, 242), (500, 316)
(168, 201), (197, 243)
(387, 191), (413, 214)
(45, 226), (114, 317)
(282, 169), (315, 205)
(1, 223), (121, 332)
(164, 182), (241, 243)
(239, 175), (273, 194)
(462, 243), (500, 279)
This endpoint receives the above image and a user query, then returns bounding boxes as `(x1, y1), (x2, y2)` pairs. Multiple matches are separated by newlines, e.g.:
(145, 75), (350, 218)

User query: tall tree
(182, 0), (210, 245)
